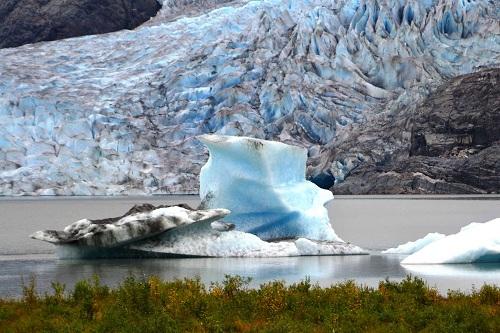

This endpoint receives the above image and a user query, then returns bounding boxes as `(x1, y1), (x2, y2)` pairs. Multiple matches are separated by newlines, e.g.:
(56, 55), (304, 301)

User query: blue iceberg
(31, 135), (364, 258)
(198, 135), (342, 242)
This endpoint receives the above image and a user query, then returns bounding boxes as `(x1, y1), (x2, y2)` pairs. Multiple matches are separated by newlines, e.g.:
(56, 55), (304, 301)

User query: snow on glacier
(382, 232), (445, 254)
(1, 0), (499, 195)
(402, 218), (500, 264)
(198, 135), (341, 241)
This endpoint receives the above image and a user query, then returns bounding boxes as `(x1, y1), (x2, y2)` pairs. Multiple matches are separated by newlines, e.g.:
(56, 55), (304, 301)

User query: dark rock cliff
(0, 0), (161, 49)
(332, 68), (500, 194)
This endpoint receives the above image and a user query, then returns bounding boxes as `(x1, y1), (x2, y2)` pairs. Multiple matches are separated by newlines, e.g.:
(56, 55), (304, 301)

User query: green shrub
(0, 275), (498, 333)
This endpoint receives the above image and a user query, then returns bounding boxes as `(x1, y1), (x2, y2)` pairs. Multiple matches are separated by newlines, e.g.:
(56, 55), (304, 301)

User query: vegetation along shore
(0, 275), (499, 332)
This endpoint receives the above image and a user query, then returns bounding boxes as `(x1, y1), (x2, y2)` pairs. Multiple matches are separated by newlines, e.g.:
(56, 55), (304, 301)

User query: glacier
(401, 218), (500, 264)
(0, 0), (499, 195)
(199, 135), (341, 241)
(382, 232), (445, 254)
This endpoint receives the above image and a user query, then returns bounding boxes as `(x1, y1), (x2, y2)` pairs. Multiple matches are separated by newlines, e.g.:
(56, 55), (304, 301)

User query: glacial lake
(1, 195), (499, 297)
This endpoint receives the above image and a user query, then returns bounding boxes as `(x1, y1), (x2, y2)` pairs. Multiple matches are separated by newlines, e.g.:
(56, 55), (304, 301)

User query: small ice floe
(382, 233), (446, 254)
(401, 218), (500, 264)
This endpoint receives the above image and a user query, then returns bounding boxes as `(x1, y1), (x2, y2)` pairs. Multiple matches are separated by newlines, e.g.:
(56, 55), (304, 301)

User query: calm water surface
(1, 195), (499, 297)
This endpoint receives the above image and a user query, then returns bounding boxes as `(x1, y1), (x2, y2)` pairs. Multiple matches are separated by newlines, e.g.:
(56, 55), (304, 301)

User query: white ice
(198, 135), (342, 242)
(402, 218), (500, 264)
(132, 220), (364, 258)
(382, 232), (445, 254)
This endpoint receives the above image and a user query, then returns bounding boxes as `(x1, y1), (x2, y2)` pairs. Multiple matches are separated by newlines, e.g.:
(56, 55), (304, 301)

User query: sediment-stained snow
(402, 218), (500, 264)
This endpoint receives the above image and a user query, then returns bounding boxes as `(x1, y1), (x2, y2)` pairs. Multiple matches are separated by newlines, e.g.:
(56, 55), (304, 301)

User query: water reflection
(403, 263), (500, 277)
(1, 255), (498, 297)
(402, 263), (500, 292)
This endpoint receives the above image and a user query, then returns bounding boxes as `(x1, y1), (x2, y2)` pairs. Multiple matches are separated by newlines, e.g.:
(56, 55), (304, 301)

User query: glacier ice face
(0, 0), (498, 195)
(402, 218), (500, 264)
(382, 232), (445, 254)
(198, 135), (341, 241)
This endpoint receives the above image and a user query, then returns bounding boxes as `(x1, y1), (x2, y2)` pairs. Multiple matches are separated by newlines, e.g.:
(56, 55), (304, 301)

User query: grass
(0, 275), (499, 332)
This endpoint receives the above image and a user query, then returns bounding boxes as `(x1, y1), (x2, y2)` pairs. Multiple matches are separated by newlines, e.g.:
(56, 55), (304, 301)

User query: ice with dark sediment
(30, 204), (231, 247)
(31, 202), (365, 258)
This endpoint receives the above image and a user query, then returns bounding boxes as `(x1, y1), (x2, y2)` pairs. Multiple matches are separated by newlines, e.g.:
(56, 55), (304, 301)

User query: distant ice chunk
(198, 135), (342, 242)
(402, 218), (500, 264)
(382, 232), (445, 254)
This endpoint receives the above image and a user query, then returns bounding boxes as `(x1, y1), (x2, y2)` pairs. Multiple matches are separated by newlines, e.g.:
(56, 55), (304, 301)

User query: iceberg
(402, 218), (500, 264)
(31, 135), (366, 258)
(198, 135), (341, 242)
(382, 233), (445, 254)
(31, 203), (364, 259)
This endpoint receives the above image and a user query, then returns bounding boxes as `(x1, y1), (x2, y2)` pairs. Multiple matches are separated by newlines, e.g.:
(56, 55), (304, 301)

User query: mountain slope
(0, 0), (161, 49)
(331, 68), (500, 194)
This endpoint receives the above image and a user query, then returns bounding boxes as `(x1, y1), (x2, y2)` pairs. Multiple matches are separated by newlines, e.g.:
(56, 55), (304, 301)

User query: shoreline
(1, 194), (500, 202)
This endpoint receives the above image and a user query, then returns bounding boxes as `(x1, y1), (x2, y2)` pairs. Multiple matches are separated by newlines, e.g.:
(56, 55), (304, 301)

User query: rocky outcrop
(0, 0), (161, 49)
(0, 0), (499, 195)
(331, 68), (500, 194)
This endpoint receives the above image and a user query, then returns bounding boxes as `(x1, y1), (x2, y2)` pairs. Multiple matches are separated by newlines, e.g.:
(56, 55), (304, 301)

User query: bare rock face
(0, 0), (161, 49)
(331, 68), (500, 194)
(0, 0), (499, 195)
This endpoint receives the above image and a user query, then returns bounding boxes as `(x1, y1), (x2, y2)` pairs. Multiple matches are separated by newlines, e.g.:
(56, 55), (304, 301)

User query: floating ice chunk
(132, 221), (364, 258)
(31, 204), (230, 248)
(382, 232), (446, 254)
(31, 202), (366, 259)
(198, 135), (342, 242)
(402, 218), (500, 264)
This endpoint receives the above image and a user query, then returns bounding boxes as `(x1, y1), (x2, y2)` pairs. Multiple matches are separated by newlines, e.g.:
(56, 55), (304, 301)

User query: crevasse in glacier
(198, 135), (341, 241)
(401, 218), (500, 264)
(1, 0), (498, 195)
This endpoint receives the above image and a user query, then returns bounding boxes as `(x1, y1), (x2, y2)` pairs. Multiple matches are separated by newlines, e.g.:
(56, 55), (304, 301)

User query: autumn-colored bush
(0, 275), (498, 332)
